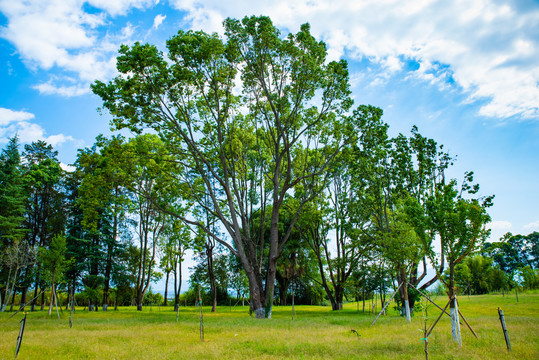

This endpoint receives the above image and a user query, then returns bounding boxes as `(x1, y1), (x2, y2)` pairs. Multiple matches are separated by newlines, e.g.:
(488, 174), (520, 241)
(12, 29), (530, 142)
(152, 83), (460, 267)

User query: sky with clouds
(1, 0), (538, 246)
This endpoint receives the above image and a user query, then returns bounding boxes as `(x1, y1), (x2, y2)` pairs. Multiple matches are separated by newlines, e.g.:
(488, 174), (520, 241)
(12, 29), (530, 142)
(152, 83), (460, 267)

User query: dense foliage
(2, 17), (534, 320)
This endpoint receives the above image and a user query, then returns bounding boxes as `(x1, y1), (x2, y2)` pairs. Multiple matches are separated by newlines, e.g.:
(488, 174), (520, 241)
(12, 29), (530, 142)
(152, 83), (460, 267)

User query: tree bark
(206, 242), (217, 313)
(20, 287), (27, 310)
(400, 268), (411, 322)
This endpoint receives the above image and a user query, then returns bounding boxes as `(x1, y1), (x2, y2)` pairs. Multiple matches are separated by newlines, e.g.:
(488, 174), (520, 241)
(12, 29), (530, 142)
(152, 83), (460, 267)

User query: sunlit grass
(0, 293), (537, 359)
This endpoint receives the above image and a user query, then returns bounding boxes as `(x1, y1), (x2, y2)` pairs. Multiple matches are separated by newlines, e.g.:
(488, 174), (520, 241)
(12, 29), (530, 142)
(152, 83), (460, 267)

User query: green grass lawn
(1, 293), (537, 359)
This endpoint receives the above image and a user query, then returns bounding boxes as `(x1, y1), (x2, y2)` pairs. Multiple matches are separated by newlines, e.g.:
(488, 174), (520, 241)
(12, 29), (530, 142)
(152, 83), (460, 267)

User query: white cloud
(488, 220), (512, 231)
(1, 0), (537, 119)
(88, 0), (158, 16)
(153, 14), (166, 29)
(0, 0), (157, 96)
(487, 220), (513, 242)
(32, 82), (89, 97)
(169, 0), (539, 120)
(523, 220), (539, 231)
(60, 162), (76, 172)
(0, 107), (76, 147)
(0, 108), (35, 125)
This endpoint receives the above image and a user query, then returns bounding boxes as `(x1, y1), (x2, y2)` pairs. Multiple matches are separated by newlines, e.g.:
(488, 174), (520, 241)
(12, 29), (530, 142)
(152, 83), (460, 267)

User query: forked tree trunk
(48, 272), (56, 316)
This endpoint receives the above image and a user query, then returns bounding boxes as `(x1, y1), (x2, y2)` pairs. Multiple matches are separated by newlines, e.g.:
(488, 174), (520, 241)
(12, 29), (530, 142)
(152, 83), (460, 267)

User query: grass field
(1, 293), (537, 359)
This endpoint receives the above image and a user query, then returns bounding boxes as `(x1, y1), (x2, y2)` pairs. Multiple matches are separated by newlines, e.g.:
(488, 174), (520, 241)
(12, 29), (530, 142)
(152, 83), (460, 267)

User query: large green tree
(92, 16), (358, 318)
(22, 141), (65, 311)
(425, 172), (493, 345)
(76, 135), (132, 310)
(0, 137), (27, 309)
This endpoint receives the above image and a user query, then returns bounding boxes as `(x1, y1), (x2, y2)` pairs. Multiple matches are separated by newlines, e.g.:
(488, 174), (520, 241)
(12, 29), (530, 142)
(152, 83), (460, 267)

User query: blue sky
(1, 0), (538, 247)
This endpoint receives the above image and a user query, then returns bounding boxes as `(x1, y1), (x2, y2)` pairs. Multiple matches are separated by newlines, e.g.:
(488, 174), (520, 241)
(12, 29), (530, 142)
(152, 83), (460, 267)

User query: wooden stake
(498, 308), (511, 352)
(457, 307), (478, 339)
(371, 282), (403, 326)
(426, 297), (453, 338)
(410, 283), (478, 338)
(8, 290), (45, 320)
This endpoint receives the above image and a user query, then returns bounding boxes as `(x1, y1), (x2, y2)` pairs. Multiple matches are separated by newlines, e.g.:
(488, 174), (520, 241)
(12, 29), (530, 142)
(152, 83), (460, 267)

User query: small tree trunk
(362, 287), (365, 313)
(450, 297), (462, 346)
(448, 263), (461, 345)
(114, 287), (119, 310)
(10, 289), (16, 311)
(163, 270), (169, 306)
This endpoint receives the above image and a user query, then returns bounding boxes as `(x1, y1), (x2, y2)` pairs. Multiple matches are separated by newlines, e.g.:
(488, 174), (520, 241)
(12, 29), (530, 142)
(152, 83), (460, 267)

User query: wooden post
(498, 308), (511, 352)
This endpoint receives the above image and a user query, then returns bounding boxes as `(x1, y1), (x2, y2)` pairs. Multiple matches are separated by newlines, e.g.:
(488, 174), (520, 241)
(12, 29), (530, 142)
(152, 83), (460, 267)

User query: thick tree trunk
(102, 247), (112, 311)
(173, 268), (179, 312)
(10, 289), (16, 311)
(0, 286), (5, 308)
(20, 287), (27, 310)
(206, 244), (217, 313)
(332, 287), (344, 310)
(399, 269), (411, 322)
(279, 287), (288, 306)
(276, 274), (290, 306)
(245, 267), (266, 318)
(30, 280), (39, 311)
(103, 209), (118, 311)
